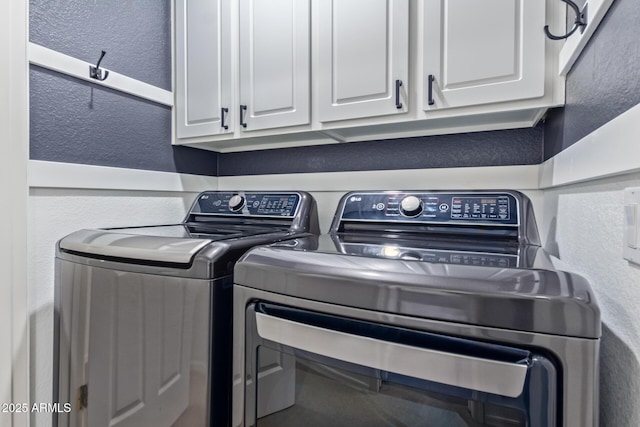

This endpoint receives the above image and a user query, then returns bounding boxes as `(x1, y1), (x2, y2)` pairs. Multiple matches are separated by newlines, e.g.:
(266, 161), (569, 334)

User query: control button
(439, 203), (450, 212)
(228, 194), (245, 212)
(399, 196), (424, 217)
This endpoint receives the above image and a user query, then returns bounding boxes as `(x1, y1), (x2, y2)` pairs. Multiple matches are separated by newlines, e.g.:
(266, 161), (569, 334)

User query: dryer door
(244, 302), (558, 427)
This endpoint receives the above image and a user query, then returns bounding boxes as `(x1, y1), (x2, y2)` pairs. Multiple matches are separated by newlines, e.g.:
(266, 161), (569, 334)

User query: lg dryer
(54, 191), (318, 427)
(232, 190), (600, 427)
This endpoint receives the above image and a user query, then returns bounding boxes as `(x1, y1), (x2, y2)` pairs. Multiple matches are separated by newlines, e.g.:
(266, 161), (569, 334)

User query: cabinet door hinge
(77, 384), (88, 410)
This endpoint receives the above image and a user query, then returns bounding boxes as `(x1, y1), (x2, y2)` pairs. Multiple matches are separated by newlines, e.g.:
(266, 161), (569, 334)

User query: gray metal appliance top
(234, 190), (600, 339)
(57, 191), (319, 278)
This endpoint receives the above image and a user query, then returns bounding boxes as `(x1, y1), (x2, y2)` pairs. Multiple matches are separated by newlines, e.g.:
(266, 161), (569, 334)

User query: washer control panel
(193, 192), (301, 217)
(340, 192), (518, 225)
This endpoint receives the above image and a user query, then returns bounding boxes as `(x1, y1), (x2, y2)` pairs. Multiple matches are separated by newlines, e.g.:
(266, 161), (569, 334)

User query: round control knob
(228, 194), (245, 212)
(399, 196), (424, 217)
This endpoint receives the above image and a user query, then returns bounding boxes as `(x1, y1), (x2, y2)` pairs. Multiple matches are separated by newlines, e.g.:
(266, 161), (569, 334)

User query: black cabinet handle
(428, 75), (435, 106)
(221, 107), (229, 130)
(395, 79), (403, 109)
(240, 105), (247, 128)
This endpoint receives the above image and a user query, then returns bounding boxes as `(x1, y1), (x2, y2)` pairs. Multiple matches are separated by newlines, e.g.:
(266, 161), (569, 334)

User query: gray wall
(29, 0), (218, 176)
(544, 0), (640, 159)
(218, 127), (543, 176)
(30, 0), (172, 90)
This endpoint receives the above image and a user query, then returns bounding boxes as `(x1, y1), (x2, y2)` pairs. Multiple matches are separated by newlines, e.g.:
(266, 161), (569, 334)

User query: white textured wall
(218, 165), (543, 234)
(28, 188), (200, 427)
(542, 172), (640, 427)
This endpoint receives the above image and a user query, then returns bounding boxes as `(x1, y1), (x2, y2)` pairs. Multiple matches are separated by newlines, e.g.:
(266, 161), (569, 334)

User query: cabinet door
(175, 0), (232, 138)
(317, 0), (409, 122)
(239, 0), (310, 131)
(423, 0), (545, 110)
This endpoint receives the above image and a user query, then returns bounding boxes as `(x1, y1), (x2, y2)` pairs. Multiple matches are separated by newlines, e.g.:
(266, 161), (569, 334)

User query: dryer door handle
(255, 312), (528, 398)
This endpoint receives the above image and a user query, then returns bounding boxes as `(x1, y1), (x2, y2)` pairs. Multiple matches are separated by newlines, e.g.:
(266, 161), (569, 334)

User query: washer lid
(234, 237), (601, 339)
(59, 229), (212, 265)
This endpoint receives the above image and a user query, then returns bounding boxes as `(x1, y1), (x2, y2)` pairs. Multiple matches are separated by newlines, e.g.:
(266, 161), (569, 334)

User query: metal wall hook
(89, 50), (110, 81)
(544, 0), (588, 40)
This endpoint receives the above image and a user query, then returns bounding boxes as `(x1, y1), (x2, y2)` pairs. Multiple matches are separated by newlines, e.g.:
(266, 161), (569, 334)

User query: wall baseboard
(540, 102), (640, 189)
(29, 160), (218, 192)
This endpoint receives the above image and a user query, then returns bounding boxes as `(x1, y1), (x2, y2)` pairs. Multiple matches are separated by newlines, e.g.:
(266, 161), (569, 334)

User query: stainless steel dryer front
(232, 190), (600, 427)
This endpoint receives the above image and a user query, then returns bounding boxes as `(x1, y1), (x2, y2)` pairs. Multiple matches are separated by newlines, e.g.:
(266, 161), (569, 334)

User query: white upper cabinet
(239, 0), (310, 131)
(316, 0), (409, 122)
(175, 0), (233, 138)
(174, 0), (563, 151)
(423, 0), (546, 110)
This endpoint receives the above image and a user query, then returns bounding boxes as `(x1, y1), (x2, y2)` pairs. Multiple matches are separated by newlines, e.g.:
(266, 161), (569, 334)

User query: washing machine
(54, 191), (319, 427)
(232, 190), (600, 427)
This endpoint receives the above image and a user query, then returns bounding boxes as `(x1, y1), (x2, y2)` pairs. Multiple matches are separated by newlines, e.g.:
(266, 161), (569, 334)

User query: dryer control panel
(192, 192), (301, 217)
(338, 192), (519, 226)
(332, 191), (539, 248)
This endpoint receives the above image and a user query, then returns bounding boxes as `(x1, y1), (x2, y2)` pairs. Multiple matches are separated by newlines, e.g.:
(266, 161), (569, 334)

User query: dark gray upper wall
(29, 1), (219, 176)
(30, 66), (218, 176)
(218, 126), (543, 176)
(30, 0), (172, 90)
(544, 0), (640, 159)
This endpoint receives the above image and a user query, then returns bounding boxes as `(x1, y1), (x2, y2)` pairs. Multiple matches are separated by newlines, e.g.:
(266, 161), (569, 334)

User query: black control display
(341, 192), (518, 225)
(450, 196), (510, 220)
(193, 192), (300, 217)
(256, 195), (298, 215)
